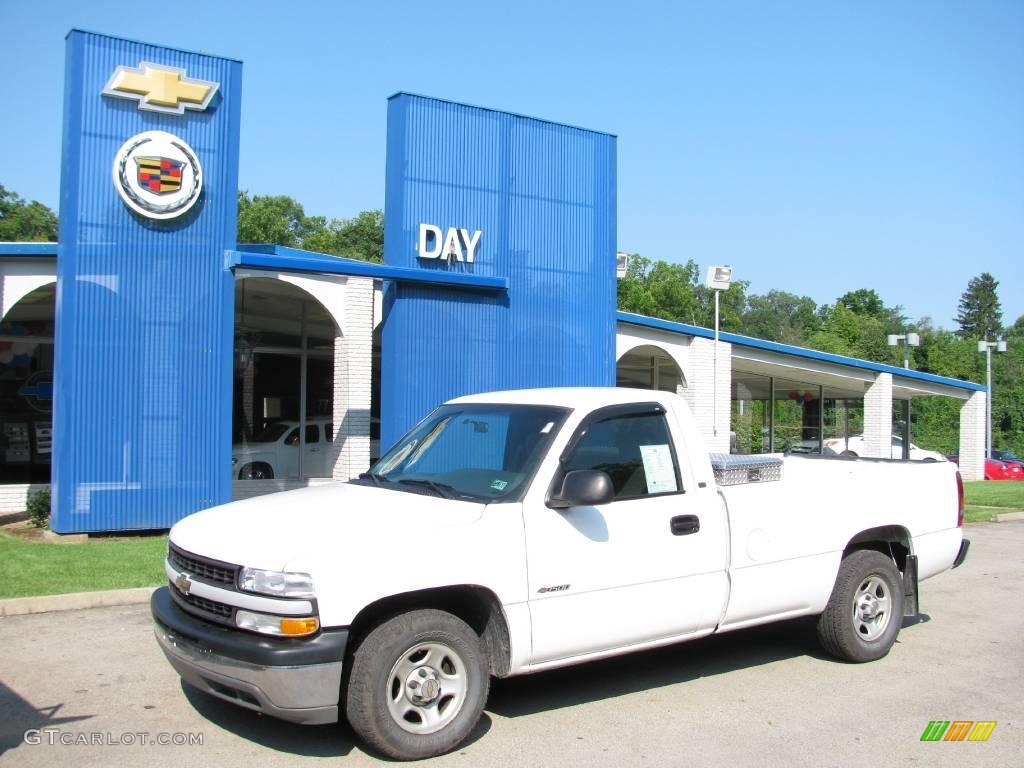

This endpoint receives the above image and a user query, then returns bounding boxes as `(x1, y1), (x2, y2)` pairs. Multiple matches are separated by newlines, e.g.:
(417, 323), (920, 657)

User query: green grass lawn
(0, 529), (167, 599)
(1, 481), (1018, 599)
(963, 480), (1024, 523)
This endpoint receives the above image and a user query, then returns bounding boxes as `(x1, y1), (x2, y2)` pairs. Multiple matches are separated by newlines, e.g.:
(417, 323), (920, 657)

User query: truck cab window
(564, 413), (681, 499)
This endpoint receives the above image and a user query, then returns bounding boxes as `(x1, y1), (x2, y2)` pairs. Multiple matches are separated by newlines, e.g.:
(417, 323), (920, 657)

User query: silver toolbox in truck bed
(709, 454), (783, 485)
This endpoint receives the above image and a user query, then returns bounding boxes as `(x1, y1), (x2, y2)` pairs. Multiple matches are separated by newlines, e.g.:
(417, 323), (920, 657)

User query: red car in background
(990, 450), (1024, 472)
(947, 454), (1024, 480)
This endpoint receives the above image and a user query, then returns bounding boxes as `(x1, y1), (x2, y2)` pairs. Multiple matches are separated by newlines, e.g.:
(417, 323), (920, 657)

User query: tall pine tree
(955, 273), (1003, 340)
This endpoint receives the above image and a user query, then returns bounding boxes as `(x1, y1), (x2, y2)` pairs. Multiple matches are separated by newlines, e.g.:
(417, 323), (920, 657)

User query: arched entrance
(0, 283), (56, 485)
(232, 277), (341, 485)
(616, 344), (686, 394)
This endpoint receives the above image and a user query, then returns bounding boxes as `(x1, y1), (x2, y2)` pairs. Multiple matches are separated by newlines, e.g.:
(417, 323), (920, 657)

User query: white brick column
(333, 277), (374, 480)
(863, 373), (893, 458)
(958, 391), (987, 481)
(685, 336), (731, 453)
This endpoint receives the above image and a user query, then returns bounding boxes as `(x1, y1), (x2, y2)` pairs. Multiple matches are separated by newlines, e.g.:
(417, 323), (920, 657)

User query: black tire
(345, 609), (489, 760)
(817, 549), (904, 662)
(841, 450), (859, 458)
(238, 462), (273, 480)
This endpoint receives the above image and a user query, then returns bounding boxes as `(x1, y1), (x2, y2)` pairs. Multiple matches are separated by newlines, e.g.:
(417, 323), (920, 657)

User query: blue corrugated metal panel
(230, 245), (508, 290)
(52, 32), (241, 532)
(0, 243), (59, 257)
(381, 94), (617, 449)
(616, 311), (987, 392)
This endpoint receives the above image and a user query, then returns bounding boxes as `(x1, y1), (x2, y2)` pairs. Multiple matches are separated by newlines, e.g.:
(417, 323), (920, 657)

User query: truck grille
(169, 582), (235, 626)
(168, 543), (238, 588)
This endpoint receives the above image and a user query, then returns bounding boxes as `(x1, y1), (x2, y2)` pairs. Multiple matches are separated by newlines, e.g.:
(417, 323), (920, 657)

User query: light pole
(705, 265), (732, 442)
(887, 332), (920, 459)
(978, 339), (1007, 458)
(886, 332), (920, 370)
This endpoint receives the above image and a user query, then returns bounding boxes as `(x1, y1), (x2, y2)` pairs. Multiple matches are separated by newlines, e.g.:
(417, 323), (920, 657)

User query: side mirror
(548, 469), (614, 510)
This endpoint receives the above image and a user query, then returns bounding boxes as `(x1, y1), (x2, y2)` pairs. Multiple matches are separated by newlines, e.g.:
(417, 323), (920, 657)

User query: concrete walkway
(0, 587), (157, 617)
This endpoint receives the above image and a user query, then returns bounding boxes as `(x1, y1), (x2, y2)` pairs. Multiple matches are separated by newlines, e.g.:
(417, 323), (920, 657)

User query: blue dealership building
(0, 31), (988, 533)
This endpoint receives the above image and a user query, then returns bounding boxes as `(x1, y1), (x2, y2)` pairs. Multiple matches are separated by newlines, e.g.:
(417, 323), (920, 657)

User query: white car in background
(232, 418), (334, 480)
(825, 434), (945, 461)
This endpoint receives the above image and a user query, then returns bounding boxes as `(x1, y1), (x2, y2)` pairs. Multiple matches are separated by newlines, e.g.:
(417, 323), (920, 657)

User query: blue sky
(2, 0), (1021, 330)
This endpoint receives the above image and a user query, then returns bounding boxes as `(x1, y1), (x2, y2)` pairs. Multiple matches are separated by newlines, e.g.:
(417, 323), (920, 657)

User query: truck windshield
(360, 404), (569, 501)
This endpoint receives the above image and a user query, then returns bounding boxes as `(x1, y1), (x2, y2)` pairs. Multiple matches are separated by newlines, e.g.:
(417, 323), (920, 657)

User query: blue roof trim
(66, 28), (243, 62)
(387, 92), (617, 138)
(229, 244), (508, 291)
(0, 242), (59, 256)
(617, 311), (987, 393)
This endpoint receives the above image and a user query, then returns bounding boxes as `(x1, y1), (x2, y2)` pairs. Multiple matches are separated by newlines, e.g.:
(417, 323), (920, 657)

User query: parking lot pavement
(1, 521), (1021, 768)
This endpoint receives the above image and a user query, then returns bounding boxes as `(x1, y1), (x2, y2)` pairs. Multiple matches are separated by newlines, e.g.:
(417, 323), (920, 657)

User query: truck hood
(232, 446), (274, 457)
(169, 482), (487, 571)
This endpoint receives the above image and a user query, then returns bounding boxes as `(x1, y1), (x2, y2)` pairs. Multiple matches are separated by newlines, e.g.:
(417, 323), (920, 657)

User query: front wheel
(238, 462), (273, 480)
(345, 609), (489, 760)
(817, 549), (904, 662)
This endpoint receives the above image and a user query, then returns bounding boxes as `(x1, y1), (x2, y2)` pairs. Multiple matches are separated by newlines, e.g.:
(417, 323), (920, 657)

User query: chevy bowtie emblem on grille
(175, 572), (193, 595)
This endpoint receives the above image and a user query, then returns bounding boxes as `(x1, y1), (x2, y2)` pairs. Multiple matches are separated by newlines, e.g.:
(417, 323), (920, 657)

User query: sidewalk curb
(0, 586), (157, 617)
(991, 510), (1024, 523)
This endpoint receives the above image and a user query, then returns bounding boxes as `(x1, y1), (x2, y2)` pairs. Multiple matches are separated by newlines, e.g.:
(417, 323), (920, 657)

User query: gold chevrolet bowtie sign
(102, 61), (219, 115)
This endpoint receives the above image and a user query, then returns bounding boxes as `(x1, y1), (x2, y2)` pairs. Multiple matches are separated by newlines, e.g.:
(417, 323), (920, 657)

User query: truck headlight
(238, 567), (315, 598)
(235, 610), (319, 637)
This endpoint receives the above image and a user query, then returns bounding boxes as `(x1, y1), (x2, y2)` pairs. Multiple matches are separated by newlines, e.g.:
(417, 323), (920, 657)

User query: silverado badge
(174, 572), (192, 595)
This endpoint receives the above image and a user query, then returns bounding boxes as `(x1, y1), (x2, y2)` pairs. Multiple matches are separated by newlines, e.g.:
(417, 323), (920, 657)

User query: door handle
(670, 514), (700, 536)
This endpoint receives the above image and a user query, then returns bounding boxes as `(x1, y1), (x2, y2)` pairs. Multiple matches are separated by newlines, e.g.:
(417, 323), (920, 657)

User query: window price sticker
(640, 444), (677, 494)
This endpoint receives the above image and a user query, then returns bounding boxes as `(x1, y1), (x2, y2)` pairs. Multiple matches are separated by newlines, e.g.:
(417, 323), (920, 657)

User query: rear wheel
(817, 549), (904, 662)
(345, 609), (489, 760)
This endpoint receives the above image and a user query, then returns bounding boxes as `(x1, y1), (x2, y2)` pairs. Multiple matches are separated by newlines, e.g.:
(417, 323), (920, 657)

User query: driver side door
(522, 402), (728, 664)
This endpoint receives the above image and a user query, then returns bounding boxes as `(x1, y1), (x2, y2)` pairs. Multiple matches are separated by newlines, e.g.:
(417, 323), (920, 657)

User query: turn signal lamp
(279, 618), (320, 636)
(235, 610), (319, 637)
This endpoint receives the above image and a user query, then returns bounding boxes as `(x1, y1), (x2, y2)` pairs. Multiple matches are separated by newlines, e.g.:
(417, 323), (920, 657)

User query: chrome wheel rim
(385, 641), (468, 735)
(853, 575), (891, 641)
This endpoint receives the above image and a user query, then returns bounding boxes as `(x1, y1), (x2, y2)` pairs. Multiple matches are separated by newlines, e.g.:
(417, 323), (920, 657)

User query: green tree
(617, 254), (747, 330)
(993, 316), (1024, 453)
(0, 184), (58, 242)
(742, 290), (820, 344)
(236, 191), (314, 246)
(837, 288), (885, 318)
(300, 210), (384, 263)
(617, 255), (701, 324)
(955, 273), (1003, 341)
(237, 191), (383, 263)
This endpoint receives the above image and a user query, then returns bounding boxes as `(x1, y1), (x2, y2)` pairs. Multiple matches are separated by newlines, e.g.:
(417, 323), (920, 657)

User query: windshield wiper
(357, 472), (390, 486)
(397, 479), (456, 499)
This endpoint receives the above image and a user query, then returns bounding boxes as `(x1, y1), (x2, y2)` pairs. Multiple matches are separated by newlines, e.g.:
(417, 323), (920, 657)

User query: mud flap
(902, 554), (919, 616)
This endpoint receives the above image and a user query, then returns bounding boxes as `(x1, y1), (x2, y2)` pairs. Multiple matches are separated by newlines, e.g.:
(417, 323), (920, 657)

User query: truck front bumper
(151, 587), (348, 725)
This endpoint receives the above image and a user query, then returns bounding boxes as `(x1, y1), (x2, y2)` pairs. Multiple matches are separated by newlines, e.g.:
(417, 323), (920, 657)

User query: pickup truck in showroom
(152, 387), (969, 760)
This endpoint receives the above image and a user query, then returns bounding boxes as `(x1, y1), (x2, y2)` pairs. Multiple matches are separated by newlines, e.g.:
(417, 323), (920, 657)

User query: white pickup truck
(153, 387), (969, 760)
